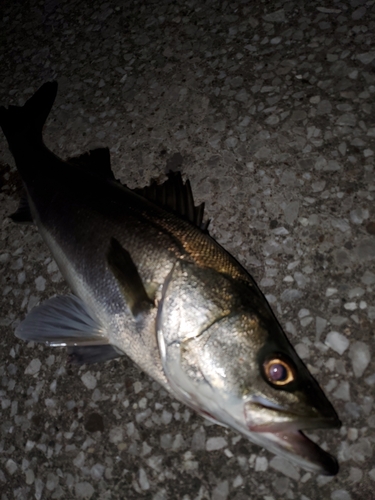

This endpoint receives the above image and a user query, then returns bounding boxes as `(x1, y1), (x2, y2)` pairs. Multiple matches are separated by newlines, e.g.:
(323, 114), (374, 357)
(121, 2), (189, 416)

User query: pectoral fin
(106, 237), (153, 318)
(15, 294), (110, 346)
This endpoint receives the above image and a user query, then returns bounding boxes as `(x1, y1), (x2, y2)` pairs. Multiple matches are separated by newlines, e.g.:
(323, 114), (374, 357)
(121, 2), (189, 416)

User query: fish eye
(263, 357), (295, 386)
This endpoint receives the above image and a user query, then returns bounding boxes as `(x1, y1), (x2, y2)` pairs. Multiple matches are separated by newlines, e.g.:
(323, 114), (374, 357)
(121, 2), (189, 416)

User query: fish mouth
(244, 400), (341, 475)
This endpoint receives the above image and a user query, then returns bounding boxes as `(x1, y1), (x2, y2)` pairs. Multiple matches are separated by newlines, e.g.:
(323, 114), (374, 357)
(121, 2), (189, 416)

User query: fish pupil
(269, 363), (287, 381)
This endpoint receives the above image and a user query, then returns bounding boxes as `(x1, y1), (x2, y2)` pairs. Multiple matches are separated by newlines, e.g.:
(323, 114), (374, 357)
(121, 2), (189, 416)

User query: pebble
(348, 467), (363, 483)
(255, 456), (268, 472)
(109, 427), (123, 445)
(24, 358), (41, 375)
(212, 480), (229, 500)
(333, 381), (351, 401)
(284, 201), (300, 225)
(269, 457), (300, 481)
(139, 468), (150, 490)
(74, 482), (95, 499)
(350, 208), (369, 224)
(325, 332), (349, 355)
(81, 372), (97, 390)
(349, 342), (371, 377)
(280, 289), (303, 302)
(5, 459), (18, 475)
(206, 437), (227, 451)
(331, 491), (352, 500)
(34, 276), (46, 291)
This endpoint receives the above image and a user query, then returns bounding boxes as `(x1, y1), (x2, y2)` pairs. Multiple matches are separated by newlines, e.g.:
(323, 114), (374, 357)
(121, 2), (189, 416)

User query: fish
(0, 82), (341, 475)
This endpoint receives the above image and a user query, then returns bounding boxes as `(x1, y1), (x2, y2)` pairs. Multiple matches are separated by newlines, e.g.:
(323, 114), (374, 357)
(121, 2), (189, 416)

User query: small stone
(336, 114), (356, 127)
(263, 9), (285, 22)
(316, 100), (332, 115)
(109, 427), (123, 444)
(90, 463), (105, 480)
(285, 322), (297, 336)
(25, 469), (35, 485)
(133, 381), (142, 393)
(348, 287), (365, 299)
(352, 6), (366, 20)
(81, 372), (97, 390)
(73, 451), (85, 468)
(75, 482), (95, 499)
(361, 270), (375, 285)
(330, 316), (348, 327)
(255, 456), (268, 472)
(212, 480), (229, 500)
(211, 120), (226, 132)
(349, 342), (371, 377)
(35, 276), (46, 291)
(331, 218), (350, 232)
(312, 180), (326, 192)
(139, 468), (150, 490)
(333, 381), (350, 401)
(5, 459), (17, 475)
(25, 358), (41, 375)
(355, 238), (375, 260)
(161, 410), (172, 424)
(191, 426), (206, 451)
(300, 316), (313, 327)
(325, 332), (349, 355)
(233, 475), (243, 488)
(348, 467), (363, 483)
(331, 490), (352, 500)
(350, 208), (369, 224)
(269, 457), (300, 481)
(356, 52), (375, 65)
(160, 433), (172, 449)
(280, 289), (303, 302)
(206, 436), (227, 451)
(35, 478), (44, 500)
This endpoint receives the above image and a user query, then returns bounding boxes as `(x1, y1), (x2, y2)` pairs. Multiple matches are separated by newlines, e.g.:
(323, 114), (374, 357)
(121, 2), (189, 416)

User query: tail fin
(0, 82), (58, 152)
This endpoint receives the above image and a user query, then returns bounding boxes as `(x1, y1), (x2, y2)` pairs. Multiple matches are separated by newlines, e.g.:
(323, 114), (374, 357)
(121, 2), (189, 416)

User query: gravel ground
(1, 0), (375, 499)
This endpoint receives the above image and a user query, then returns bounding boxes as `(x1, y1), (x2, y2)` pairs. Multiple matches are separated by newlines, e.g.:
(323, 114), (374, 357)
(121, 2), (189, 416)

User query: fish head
(193, 312), (341, 474)
(158, 262), (341, 475)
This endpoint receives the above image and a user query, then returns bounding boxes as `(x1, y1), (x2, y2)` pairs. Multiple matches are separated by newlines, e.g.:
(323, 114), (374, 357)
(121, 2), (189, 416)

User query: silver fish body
(0, 82), (341, 475)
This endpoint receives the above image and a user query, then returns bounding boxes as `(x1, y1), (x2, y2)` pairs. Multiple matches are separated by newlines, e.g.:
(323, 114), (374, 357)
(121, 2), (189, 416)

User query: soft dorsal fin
(67, 147), (116, 181)
(134, 171), (210, 231)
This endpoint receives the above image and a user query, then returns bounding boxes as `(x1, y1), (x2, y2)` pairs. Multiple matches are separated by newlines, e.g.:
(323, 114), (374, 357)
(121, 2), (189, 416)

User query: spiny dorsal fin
(134, 171), (210, 232)
(67, 147), (116, 181)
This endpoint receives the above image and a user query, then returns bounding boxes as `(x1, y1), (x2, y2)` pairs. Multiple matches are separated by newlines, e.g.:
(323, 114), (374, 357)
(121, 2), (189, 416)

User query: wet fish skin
(0, 82), (341, 475)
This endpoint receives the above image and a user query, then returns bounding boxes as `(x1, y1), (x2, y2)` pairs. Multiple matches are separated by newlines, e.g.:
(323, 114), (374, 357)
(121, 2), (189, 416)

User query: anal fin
(67, 345), (124, 365)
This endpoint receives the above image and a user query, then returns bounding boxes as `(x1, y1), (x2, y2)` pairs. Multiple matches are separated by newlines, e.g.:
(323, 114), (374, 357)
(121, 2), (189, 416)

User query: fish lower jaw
(240, 427), (339, 476)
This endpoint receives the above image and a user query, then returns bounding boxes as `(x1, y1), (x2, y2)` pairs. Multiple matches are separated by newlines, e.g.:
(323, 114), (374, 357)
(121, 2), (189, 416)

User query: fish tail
(0, 81), (57, 153)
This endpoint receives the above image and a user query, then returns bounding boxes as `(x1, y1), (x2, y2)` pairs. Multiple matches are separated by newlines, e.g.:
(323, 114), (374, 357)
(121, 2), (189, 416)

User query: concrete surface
(1, 0), (375, 499)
